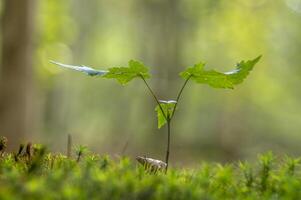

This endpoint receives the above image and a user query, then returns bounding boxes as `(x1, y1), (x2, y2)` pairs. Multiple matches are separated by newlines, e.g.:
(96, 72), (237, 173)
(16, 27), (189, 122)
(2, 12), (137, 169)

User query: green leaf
(103, 60), (150, 85)
(155, 100), (176, 129)
(179, 56), (261, 89)
(226, 56), (261, 85)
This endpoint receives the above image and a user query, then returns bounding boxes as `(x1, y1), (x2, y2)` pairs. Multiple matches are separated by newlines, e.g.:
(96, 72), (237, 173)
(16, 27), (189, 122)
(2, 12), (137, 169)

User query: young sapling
(51, 55), (261, 172)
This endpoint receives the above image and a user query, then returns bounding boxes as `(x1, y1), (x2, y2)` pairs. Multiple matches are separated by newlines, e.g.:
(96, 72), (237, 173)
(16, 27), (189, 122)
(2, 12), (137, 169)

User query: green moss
(0, 150), (301, 199)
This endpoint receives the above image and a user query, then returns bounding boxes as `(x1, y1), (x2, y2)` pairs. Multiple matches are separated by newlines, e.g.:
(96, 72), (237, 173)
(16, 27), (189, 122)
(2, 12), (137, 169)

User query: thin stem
(165, 119), (171, 173)
(170, 76), (192, 119)
(76, 152), (82, 163)
(164, 76), (191, 172)
(140, 75), (167, 120)
(140, 75), (191, 173)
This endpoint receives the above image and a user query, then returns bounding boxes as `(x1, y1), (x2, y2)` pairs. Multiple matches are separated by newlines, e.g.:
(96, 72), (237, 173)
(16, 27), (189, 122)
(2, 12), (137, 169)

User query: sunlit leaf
(50, 61), (108, 76)
(155, 100), (177, 129)
(180, 56), (261, 89)
(226, 56), (261, 84)
(103, 60), (150, 85)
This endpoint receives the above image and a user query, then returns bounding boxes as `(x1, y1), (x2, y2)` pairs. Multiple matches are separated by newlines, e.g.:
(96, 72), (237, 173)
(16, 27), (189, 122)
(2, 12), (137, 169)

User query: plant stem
(165, 119), (171, 172)
(140, 75), (167, 120)
(170, 76), (191, 119)
(76, 152), (82, 163)
(140, 75), (191, 173)
(165, 76), (191, 172)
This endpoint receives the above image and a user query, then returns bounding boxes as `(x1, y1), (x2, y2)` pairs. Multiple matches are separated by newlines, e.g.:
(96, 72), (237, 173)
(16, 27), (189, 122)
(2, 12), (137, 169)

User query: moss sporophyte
(51, 56), (261, 172)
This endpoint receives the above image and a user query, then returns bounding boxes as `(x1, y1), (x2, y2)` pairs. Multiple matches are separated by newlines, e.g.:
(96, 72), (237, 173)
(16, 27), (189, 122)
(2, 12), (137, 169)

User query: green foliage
(103, 60), (150, 85)
(75, 145), (89, 162)
(155, 100), (176, 128)
(283, 156), (300, 175)
(180, 56), (261, 89)
(239, 161), (254, 188)
(74, 145), (88, 155)
(52, 56), (260, 170)
(258, 152), (274, 191)
(52, 56), (261, 87)
(1, 150), (301, 199)
(51, 59), (150, 84)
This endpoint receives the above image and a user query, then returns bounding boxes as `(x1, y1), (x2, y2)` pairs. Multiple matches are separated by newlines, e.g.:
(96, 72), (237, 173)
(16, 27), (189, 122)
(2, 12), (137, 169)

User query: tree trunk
(137, 0), (184, 97)
(136, 0), (185, 161)
(0, 0), (35, 150)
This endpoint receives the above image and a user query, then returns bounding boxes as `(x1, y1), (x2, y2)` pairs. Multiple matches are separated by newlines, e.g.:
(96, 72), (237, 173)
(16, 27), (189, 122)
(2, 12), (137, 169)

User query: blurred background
(0, 0), (301, 166)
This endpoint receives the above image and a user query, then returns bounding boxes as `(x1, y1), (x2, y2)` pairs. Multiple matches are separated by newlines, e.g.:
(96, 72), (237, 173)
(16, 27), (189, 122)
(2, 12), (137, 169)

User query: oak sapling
(51, 56), (261, 172)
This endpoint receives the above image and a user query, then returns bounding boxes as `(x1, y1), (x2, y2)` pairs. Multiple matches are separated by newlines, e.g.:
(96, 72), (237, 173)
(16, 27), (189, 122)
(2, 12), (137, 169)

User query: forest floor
(0, 141), (301, 199)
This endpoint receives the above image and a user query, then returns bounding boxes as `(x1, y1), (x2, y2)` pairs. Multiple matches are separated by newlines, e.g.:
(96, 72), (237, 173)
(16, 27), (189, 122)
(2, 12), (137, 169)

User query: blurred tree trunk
(0, 0), (35, 149)
(136, 0), (185, 159)
(137, 0), (185, 97)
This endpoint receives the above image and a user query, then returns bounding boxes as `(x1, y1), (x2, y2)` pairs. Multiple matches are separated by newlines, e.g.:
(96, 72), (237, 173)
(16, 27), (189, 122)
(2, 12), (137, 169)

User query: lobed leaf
(103, 60), (150, 85)
(155, 100), (177, 129)
(50, 61), (108, 76)
(179, 56), (261, 89)
(51, 60), (151, 85)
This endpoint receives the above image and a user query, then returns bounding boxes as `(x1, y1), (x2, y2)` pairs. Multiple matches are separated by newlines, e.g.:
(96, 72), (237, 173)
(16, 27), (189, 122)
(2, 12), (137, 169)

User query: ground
(0, 144), (301, 200)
